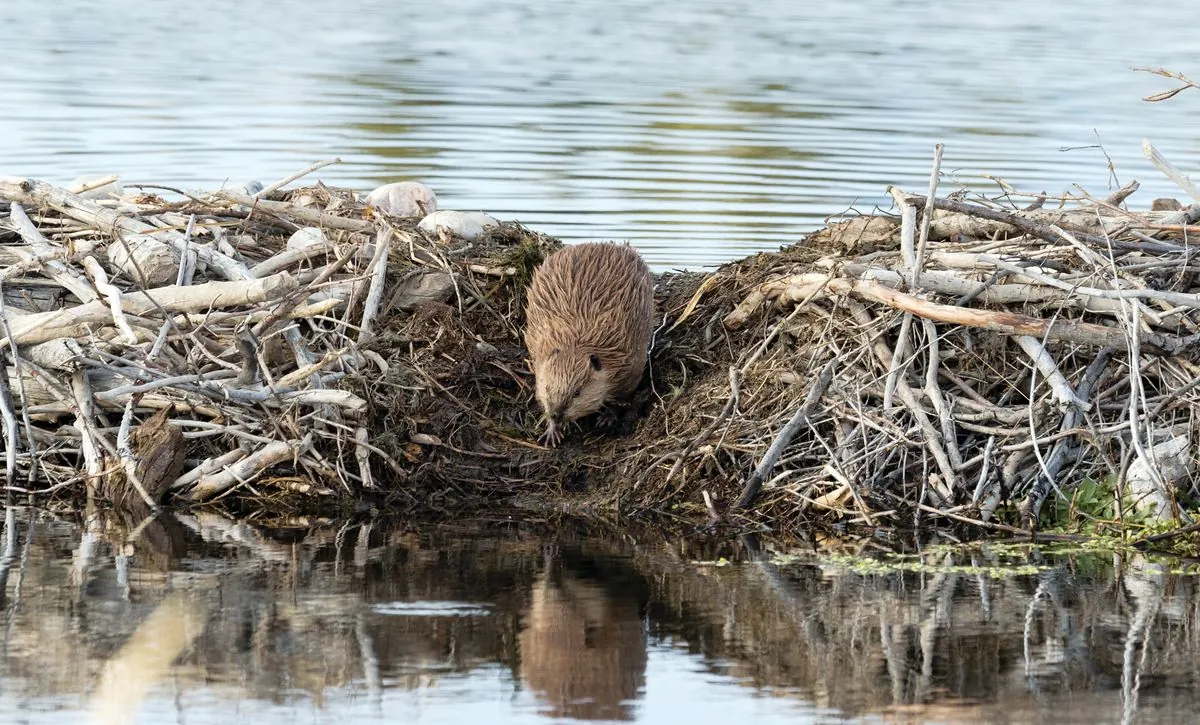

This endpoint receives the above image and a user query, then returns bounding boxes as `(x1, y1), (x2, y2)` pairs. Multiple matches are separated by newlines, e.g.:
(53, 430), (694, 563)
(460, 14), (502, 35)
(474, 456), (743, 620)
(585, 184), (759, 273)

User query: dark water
(2, 0), (1199, 268)
(2, 507), (1198, 724)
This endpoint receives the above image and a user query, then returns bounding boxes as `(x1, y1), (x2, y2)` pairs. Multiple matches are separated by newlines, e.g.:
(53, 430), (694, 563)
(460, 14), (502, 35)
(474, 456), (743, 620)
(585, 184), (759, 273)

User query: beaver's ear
(589, 354), (602, 371)
(550, 347), (560, 356)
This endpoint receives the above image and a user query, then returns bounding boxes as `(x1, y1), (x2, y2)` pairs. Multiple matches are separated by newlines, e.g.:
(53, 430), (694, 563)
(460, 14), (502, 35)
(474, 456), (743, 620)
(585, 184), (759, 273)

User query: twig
(81, 256), (138, 344)
(6, 202), (99, 303)
(637, 367), (741, 490)
(115, 398), (160, 512)
(1142, 139), (1200, 204)
(354, 427), (375, 489)
(359, 225), (392, 342)
(914, 144), (944, 287)
(1134, 66), (1200, 103)
(1016, 336), (1089, 410)
(183, 439), (298, 501)
(254, 158), (342, 198)
(734, 359), (835, 511)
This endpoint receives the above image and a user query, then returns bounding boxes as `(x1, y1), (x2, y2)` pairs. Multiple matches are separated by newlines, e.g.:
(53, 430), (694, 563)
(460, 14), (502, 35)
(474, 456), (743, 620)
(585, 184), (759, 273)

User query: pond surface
(2, 0), (1199, 268)
(1, 508), (1198, 724)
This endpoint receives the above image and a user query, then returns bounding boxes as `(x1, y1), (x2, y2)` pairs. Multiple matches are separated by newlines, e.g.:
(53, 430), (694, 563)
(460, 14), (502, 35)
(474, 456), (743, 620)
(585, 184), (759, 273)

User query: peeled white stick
(7, 202), (100, 303)
(1017, 335), (1090, 410)
(184, 439), (297, 501)
(82, 256), (140, 345)
(1143, 139), (1200, 204)
(359, 226), (392, 341)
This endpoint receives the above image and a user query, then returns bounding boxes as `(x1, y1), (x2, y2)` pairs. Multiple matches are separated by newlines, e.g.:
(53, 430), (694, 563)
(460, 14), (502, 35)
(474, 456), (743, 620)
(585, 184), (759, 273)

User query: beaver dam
(3, 144), (1200, 542)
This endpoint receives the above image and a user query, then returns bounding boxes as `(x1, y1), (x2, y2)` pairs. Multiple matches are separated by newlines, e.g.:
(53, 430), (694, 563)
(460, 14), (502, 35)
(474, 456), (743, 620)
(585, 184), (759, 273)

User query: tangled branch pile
(618, 144), (1200, 533)
(0, 170), (556, 513)
(4, 144), (1200, 536)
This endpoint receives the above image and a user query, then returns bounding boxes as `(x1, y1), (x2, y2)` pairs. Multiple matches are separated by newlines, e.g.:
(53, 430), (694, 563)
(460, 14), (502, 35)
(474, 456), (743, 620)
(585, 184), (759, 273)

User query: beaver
(524, 242), (655, 447)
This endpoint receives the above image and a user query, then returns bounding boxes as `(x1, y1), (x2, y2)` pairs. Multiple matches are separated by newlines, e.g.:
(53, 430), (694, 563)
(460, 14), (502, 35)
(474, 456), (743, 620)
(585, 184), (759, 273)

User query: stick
(6, 202), (99, 303)
(147, 214), (197, 362)
(0, 177), (253, 281)
(171, 448), (248, 490)
(914, 144), (944, 287)
(254, 157), (342, 198)
(1016, 336), (1089, 410)
(221, 190), (373, 233)
(1143, 139), (1200, 204)
(900, 192), (1114, 248)
(0, 349), (17, 490)
(70, 372), (104, 488)
(115, 398), (160, 511)
(81, 256), (138, 344)
(728, 272), (1190, 355)
(734, 359), (836, 510)
(0, 273), (297, 347)
(884, 186), (918, 410)
(359, 225), (392, 342)
(355, 427), (375, 489)
(922, 318), (962, 470)
(183, 439), (297, 501)
(0, 294), (37, 485)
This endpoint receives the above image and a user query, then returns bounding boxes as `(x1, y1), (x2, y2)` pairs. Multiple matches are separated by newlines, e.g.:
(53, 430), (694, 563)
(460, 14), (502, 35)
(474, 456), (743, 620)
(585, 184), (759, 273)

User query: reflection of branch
(355, 613), (384, 708)
(1134, 66), (1200, 103)
(1121, 571), (1164, 725)
(0, 507), (18, 613)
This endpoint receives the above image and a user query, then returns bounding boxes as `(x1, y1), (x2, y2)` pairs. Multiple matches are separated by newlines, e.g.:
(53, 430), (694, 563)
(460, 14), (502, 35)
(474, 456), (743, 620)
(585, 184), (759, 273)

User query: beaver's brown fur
(524, 242), (655, 447)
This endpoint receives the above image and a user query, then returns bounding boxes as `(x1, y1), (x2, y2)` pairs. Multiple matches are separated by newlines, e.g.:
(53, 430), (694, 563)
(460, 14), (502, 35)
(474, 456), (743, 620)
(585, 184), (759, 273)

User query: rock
(418, 210), (500, 241)
(392, 272), (456, 311)
(228, 180), (264, 196)
(287, 227), (328, 251)
(107, 233), (178, 287)
(1126, 427), (1194, 520)
(366, 181), (438, 218)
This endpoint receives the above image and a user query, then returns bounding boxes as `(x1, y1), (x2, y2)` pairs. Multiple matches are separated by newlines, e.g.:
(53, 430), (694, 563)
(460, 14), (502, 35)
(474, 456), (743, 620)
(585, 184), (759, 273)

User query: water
(0, 508), (1196, 724)
(2, 0), (1199, 269)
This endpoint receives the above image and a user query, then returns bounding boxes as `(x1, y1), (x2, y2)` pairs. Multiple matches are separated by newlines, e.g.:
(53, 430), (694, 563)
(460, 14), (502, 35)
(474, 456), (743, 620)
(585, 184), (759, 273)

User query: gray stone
(393, 272), (456, 311)
(418, 210), (500, 241)
(366, 181), (438, 218)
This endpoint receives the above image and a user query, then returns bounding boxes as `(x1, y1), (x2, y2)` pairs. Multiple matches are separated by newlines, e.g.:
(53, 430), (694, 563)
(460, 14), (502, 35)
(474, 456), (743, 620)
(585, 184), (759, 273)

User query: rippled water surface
(3, 509), (1199, 724)
(3, 0), (1199, 268)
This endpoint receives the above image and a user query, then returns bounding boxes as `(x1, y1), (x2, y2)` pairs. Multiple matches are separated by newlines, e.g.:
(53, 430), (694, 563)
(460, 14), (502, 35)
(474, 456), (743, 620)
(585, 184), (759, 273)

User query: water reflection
(1, 508), (1200, 723)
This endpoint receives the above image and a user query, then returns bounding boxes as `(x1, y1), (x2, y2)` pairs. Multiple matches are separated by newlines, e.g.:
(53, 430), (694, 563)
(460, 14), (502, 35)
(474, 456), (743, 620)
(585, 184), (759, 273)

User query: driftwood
(0, 167), (482, 507)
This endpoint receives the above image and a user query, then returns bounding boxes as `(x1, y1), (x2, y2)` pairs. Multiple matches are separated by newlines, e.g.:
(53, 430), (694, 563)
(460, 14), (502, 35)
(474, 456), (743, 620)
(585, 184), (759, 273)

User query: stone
(392, 272), (456, 311)
(418, 210), (500, 241)
(366, 181), (438, 218)
(1126, 427), (1194, 520)
(287, 227), (328, 251)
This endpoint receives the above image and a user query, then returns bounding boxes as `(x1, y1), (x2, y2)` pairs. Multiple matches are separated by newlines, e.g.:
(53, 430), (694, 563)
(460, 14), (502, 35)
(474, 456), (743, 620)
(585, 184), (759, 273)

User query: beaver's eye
(589, 354), (602, 371)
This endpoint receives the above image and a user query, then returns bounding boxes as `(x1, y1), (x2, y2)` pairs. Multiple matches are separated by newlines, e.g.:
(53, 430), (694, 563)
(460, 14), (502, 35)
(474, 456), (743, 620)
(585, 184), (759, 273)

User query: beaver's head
(535, 345), (615, 432)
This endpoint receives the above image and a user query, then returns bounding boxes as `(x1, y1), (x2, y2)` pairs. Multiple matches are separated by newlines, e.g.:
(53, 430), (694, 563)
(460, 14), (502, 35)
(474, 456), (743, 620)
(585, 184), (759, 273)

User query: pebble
(418, 210), (500, 241)
(228, 180), (264, 196)
(287, 227), (329, 250)
(366, 181), (438, 218)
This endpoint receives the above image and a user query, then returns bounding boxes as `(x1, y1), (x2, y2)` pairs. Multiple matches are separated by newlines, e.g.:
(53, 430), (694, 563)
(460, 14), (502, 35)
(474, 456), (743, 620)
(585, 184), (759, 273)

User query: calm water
(1, 508), (1198, 724)
(2, 0), (1199, 268)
